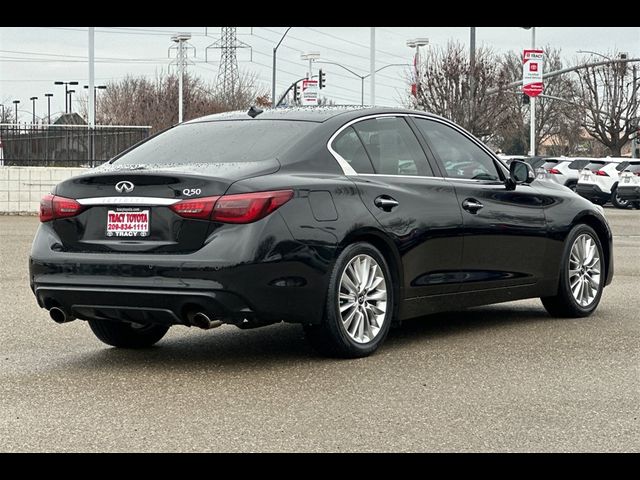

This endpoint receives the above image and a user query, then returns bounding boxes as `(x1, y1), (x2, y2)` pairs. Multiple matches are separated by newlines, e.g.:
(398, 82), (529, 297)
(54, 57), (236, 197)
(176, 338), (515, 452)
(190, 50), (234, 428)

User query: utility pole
(206, 27), (251, 99)
(370, 27), (376, 105)
(470, 27), (476, 121)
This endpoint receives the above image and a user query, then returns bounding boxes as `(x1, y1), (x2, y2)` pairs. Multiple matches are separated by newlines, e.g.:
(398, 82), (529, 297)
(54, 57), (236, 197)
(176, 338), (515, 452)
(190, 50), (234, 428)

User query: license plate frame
(106, 207), (150, 238)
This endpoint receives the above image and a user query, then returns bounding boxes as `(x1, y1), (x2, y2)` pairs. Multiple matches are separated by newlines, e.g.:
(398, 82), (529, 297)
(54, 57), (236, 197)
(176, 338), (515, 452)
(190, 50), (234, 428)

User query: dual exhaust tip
(49, 306), (222, 330)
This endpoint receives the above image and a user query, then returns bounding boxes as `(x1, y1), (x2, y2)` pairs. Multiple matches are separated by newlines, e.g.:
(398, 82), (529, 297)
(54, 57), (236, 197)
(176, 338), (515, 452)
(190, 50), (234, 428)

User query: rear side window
(113, 120), (317, 165)
(332, 127), (375, 174)
(568, 159), (589, 170)
(352, 117), (433, 176)
(625, 163), (640, 173)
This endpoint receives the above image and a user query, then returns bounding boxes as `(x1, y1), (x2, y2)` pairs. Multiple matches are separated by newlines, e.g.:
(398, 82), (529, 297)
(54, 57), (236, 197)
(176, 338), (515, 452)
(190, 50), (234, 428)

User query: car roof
(184, 106), (444, 124)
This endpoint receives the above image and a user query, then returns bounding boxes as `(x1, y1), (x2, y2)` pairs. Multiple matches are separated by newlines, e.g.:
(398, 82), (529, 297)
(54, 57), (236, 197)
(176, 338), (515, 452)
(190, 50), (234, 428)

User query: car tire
(591, 198), (607, 206)
(541, 224), (605, 318)
(304, 242), (395, 358)
(88, 319), (169, 348)
(566, 182), (577, 192)
(611, 187), (631, 209)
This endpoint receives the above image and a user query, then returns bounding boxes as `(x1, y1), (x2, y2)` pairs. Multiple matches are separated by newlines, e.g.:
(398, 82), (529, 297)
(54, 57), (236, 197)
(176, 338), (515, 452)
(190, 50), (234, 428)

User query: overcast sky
(1, 26), (639, 122)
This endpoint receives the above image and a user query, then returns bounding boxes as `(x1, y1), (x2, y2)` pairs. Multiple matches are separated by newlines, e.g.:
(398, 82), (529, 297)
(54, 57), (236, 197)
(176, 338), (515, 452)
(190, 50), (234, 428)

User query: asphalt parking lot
(0, 209), (638, 452)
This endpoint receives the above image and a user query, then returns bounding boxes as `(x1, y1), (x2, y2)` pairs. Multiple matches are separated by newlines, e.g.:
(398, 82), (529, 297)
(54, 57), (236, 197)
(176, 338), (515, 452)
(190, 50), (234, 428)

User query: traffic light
(522, 93), (530, 105)
(319, 69), (326, 89)
(293, 82), (300, 104)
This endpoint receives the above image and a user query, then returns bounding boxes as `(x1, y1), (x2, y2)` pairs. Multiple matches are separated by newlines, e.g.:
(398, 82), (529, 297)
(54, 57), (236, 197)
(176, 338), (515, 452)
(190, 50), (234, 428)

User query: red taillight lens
(169, 190), (293, 223)
(39, 194), (83, 222)
(635, 172), (640, 177)
(594, 170), (609, 176)
(212, 190), (294, 224)
(547, 168), (561, 174)
(169, 196), (220, 219)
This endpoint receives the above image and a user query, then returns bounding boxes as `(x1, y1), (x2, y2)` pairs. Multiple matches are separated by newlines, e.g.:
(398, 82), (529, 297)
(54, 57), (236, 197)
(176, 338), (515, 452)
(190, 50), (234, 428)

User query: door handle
(462, 198), (484, 213)
(374, 196), (399, 212)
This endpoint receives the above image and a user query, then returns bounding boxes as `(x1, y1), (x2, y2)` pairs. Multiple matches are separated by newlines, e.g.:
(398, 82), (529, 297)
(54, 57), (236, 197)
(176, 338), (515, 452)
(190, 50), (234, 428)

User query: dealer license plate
(106, 208), (150, 237)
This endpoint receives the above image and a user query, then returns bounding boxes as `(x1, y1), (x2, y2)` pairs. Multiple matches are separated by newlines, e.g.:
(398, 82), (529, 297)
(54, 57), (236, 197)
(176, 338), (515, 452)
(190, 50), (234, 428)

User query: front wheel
(611, 187), (631, 209)
(541, 224), (605, 318)
(88, 319), (169, 348)
(305, 242), (395, 358)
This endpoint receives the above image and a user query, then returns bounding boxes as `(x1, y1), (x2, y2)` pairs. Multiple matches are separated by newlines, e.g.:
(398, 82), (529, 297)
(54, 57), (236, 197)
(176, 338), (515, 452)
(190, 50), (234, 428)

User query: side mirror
(508, 160), (535, 188)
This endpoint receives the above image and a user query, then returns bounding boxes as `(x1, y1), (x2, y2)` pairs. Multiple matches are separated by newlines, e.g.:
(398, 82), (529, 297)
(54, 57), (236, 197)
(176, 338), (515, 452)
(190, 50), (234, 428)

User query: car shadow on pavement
(64, 304), (559, 370)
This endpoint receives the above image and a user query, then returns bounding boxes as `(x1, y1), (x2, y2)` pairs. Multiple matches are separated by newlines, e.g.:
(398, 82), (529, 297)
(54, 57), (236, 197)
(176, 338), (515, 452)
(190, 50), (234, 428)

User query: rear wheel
(88, 319), (169, 348)
(611, 187), (630, 209)
(566, 182), (577, 192)
(304, 242), (394, 358)
(541, 224), (605, 318)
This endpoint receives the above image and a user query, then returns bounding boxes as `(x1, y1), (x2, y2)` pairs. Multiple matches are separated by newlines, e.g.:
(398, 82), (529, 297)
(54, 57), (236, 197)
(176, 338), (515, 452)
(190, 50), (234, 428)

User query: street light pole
(406, 38), (430, 99)
(470, 27), (476, 118)
(54, 81), (78, 114)
(30, 97), (38, 124)
(272, 27), (292, 108)
(13, 100), (19, 123)
(370, 27), (376, 106)
(67, 90), (76, 114)
(316, 61), (409, 106)
(44, 94), (53, 124)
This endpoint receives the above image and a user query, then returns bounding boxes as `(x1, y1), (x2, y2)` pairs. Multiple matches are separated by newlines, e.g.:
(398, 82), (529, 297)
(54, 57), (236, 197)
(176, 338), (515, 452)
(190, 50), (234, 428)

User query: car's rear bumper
(577, 183), (610, 202)
(30, 219), (333, 326)
(616, 185), (640, 201)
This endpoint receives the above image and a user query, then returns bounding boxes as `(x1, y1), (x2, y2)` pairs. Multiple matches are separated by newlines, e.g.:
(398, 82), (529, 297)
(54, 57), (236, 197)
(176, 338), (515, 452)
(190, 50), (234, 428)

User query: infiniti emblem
(115, 181), (135, 193)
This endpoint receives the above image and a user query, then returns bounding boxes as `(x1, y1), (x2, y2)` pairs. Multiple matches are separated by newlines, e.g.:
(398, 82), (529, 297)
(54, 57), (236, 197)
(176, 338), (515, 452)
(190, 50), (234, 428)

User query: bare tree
(409, 41), (506, 140)
(573, 58), (640, 156)
(78, 70), (267, 132)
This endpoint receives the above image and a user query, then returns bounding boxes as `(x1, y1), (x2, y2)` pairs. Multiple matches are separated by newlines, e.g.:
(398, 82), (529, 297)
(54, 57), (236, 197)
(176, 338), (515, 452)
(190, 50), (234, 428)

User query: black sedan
(30, 107), (614, 358)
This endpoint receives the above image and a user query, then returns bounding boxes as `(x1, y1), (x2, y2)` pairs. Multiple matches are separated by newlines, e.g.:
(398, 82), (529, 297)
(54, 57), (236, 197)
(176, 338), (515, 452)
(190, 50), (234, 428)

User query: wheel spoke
(340, 301), (356, 313)
(568, 233), (601, 308)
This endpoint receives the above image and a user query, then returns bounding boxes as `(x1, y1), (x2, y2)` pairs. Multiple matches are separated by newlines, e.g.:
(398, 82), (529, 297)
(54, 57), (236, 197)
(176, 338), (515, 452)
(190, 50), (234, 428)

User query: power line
(302, 27), (402, 60)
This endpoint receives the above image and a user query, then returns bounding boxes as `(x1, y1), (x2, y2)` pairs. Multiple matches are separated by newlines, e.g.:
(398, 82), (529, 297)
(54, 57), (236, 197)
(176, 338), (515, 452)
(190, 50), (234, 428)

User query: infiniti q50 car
(30, 107), (613, 358)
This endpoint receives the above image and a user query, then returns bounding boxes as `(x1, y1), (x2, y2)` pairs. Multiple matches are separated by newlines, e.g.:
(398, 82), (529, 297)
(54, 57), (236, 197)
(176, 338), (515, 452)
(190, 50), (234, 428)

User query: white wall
(0, 167), (88, 214)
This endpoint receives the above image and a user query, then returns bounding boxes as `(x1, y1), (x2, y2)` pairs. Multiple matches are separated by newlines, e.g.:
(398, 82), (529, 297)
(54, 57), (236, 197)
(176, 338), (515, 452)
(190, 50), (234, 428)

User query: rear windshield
(623, 163), (640, 173)
(541, 160), (559, 169)
(584, 162), (606, 170)
(113, 120), (317, 165)
(568, 159), (589, 170)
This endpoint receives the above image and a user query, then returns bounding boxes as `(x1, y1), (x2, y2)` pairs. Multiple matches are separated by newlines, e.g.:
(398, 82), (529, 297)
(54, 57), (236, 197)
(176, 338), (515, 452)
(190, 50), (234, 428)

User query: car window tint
(626, 163), (640, 173)
(332, 127), (375, 173)
(352, 117), (432, 176)
(413, 118), (500, 181)
(568, 159), (589, 170)
(616, 162), (629, 172)
(541, 161), (560, 170)
(113, 120), (317, 165)
(584, 162), (605, 170)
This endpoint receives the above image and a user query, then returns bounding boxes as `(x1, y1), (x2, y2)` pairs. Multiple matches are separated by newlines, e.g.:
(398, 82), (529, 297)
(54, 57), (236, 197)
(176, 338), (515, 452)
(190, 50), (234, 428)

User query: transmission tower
(206, 27), (251, 97)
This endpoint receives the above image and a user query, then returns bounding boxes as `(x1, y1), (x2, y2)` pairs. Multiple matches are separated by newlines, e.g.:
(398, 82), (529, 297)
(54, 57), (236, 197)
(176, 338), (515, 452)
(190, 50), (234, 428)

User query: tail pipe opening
(49, 306), (75, 324)
(187, 311), (223, 330)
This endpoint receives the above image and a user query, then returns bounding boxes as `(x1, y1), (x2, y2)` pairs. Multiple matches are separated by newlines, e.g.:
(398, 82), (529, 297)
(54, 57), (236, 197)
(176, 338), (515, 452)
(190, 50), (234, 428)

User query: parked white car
(536, 157), (591, 192)
(576, 158), (633, 208)
(616, 161), (640, 208)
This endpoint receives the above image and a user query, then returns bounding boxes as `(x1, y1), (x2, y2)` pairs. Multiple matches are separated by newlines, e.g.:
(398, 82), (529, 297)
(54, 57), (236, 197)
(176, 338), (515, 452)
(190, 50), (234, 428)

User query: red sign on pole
(522, 49), (544, 97)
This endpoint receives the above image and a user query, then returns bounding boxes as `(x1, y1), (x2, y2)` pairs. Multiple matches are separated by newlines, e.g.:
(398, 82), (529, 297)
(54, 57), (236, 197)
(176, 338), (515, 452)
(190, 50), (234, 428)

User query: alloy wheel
(568, 233), (601, 307)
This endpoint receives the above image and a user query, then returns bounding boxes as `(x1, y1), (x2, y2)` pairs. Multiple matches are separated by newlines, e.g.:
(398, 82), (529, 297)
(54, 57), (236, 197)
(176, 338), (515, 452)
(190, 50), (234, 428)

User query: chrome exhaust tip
(49, 307), (74, 324)
(188, 312), (223, 330)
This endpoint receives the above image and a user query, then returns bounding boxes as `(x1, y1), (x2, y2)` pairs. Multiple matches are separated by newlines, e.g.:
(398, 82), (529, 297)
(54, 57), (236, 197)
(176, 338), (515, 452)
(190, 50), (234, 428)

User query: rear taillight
(594, 170), (609, 176)
(212, 190), (294, 224)
(169, 190), (294, 224)
(39, 194), (84, 222)
(169, 196), (220, 220)
(635, 172), (640, 177)
(547, 168), (562, 174)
